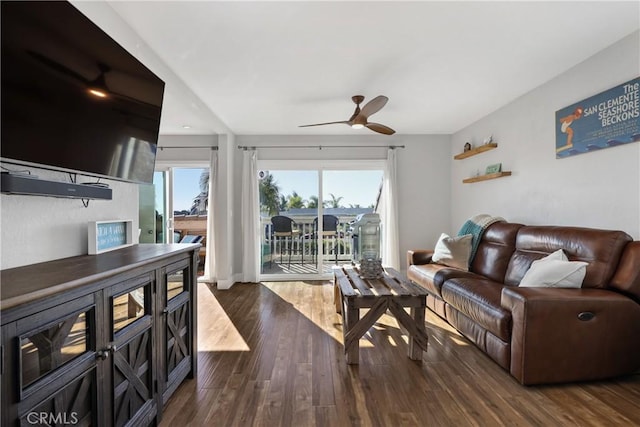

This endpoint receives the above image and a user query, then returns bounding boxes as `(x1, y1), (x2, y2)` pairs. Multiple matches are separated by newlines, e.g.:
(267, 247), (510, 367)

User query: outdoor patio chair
(271, 215), (301, 268)
(312, 214), (340, 264)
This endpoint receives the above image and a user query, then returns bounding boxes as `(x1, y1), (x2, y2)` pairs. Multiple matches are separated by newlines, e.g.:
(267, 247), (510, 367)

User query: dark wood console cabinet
(0, 244), (199, 426)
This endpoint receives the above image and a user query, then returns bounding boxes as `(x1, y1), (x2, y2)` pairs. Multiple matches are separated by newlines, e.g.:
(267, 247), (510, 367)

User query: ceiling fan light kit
(300, 95), (396, 135)
(87, 80), (109, 98)
(86, 63), (111, 98)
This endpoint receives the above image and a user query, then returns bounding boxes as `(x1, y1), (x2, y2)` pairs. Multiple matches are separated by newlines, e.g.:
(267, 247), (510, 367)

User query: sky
(266, 170), (383, 208)
(160, 168), (384, 212)
(153, 168), (206, 213)
(171, 168), (206, 212)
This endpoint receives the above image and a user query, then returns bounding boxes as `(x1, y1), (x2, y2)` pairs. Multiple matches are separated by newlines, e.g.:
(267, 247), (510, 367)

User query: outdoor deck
(261, 259), (345, 275)
(176, 212), (372, 277)
(260, 212), (363, 276)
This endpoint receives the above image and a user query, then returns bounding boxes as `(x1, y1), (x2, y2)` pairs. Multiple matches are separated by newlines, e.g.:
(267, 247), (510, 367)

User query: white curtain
(241, 149), (260, 282)
(203, 149), (217, 282)
(381, 148), (400, 269)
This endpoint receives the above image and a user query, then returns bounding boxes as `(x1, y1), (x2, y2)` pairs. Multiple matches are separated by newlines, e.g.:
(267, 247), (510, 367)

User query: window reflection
(21, 312), (88, 388)
(167, 270), (185, 300)
(113, 286), (146, 332)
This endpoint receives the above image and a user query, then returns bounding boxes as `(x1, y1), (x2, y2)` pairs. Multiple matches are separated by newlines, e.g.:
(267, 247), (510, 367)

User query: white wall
(451, 31), (640, 239)
(233, 134), (451, 273)
(397, 135), (452, 261)
(1, 169), (138, 269)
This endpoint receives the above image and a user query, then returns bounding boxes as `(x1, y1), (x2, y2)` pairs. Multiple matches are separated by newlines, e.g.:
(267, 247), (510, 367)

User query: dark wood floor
(160, 281), (640, 426)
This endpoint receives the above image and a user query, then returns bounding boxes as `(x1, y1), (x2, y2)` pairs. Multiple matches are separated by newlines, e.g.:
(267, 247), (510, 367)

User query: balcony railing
(261, 214), (359, 266)
(174, 214), (367, 272)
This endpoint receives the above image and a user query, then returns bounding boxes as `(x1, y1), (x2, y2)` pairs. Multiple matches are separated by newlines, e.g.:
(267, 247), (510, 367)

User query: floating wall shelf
(454, 143), (498, 160)
(463, 171), (512, 184)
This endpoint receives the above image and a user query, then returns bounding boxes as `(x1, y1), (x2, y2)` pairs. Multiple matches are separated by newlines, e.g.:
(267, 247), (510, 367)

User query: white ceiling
(107, 1), (640, 136)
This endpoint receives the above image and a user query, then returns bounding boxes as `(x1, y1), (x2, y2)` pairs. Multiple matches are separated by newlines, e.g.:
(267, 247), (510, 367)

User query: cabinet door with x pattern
(102, 272), (157, 427)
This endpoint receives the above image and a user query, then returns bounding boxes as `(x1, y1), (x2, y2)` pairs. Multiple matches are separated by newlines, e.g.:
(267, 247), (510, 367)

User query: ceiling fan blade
(366, 122), (395, 135)
(359, 95), (388, 118)
(299, 121), (350, 128)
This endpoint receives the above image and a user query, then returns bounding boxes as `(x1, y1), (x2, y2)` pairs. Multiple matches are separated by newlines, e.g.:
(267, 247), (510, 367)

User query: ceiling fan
(299, 95), (395, 135)
(27, 51), (152, 106)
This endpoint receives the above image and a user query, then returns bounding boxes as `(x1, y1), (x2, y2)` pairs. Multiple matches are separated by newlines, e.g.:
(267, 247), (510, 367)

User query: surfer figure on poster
(557, 107), (583, 152)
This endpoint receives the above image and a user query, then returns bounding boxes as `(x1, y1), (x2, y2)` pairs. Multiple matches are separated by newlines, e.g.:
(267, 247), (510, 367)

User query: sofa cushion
(432, 233), (473, 270)
(610, 241), (640, 301)
(441, 277), (511, 341)
(539, 249), (569, 262)
(504, 226), (632, 288)
(471, 222), (524, 283)
(407, 264), (481, 297)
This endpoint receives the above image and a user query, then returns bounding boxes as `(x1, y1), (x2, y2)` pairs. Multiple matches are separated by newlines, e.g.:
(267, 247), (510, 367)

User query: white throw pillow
(432, 233), (473, 271)
(519, 257), (588, 288)
(537, 249), (569, 262)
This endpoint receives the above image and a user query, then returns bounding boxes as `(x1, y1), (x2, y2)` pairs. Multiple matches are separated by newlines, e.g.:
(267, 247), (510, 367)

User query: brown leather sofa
(407, 222), (640, 385)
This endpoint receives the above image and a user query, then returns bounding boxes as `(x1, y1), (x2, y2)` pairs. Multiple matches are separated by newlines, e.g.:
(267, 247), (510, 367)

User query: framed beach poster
(555, 77), (640, 158)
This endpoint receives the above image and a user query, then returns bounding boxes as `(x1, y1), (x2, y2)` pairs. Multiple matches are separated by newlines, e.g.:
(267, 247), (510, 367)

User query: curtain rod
(158, 146), (218, 150)
(237, 144), (404, 150)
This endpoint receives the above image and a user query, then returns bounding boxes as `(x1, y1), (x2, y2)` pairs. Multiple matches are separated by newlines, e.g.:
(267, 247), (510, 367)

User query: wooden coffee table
(333, 264), (429, 364)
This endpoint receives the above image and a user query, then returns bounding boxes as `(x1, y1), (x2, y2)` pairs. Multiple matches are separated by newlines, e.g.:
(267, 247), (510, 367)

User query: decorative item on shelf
(359, 258), (384, 279)
(453, 141), (498, 160)
(483, 135), (493, 145)
(485, 163), (502, 174)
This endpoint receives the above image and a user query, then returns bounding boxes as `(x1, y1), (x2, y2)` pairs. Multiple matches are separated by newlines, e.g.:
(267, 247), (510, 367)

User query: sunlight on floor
(449, 336), (470, 346)
(262, 281), (407, 349)
(197, 283), (250, 352)
(198, 281), (470, 354)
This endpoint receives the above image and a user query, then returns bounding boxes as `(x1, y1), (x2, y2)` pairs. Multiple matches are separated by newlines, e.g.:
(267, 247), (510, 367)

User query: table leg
(344, 302), (360, 364)
(334, 280), (342, 314)
(388, 300), (428, 361)
(408, 306), (427, 360)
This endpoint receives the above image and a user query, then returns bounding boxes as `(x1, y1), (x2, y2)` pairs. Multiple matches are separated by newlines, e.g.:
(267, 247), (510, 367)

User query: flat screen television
(1, 1), (164, 184)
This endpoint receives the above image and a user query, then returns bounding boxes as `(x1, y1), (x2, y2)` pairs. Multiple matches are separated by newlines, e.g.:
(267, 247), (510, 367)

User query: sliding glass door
(140, 164), (209, 276)
(258, 160), (384, 281)
(259, 170), (319, 276)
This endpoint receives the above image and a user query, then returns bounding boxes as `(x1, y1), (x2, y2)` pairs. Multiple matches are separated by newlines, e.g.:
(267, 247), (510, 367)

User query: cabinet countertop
(1, 243), (200, 311)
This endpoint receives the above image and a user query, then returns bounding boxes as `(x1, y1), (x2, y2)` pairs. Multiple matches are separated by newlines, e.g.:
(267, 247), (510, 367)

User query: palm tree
(259, 173), (281, 216)
(327, 193), (343, 208)
(307, 195), (319, 209)
(278, 194), (287, 212)
(287, 191), (305, 209)
(190, 169), (209, 214)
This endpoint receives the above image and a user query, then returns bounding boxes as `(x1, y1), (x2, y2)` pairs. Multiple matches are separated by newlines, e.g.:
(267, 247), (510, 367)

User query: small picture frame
(485, 163), (502, 174)
(88, 220), (134, 255)
(463, 142), (472, 152)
